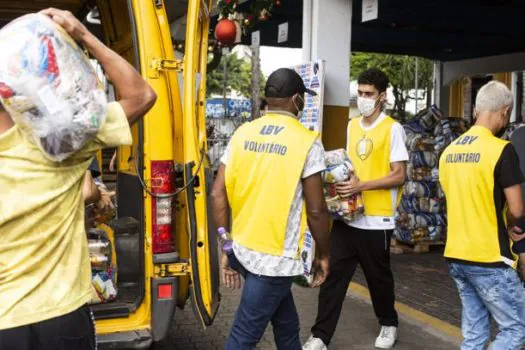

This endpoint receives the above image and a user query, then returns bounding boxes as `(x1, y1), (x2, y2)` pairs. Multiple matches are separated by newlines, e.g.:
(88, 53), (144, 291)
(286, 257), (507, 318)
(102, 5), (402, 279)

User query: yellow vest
(225, 113), (318, 257)
(347, 116), (401, 216)
(439, 126), (518, 267)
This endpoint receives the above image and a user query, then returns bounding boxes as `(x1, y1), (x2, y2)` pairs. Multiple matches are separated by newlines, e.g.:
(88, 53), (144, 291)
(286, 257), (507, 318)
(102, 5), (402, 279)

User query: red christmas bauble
(215, 19), (237, 45)
(0, 83), (14, 99)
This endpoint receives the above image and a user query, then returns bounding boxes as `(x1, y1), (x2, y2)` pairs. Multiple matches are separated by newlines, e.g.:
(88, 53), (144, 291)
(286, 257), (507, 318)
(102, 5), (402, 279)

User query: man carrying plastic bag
(305, 69), (408, 350)
(0, 8), (156, 350)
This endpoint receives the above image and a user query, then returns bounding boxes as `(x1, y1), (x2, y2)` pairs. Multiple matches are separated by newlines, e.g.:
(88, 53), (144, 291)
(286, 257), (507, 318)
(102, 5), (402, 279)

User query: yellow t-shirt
(0, 102), (132, 330)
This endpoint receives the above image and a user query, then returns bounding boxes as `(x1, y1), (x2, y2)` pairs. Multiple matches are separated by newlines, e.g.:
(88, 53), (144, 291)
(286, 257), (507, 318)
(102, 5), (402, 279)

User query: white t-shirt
(347, 113), (409, 230)
(221, 135), (326, 277)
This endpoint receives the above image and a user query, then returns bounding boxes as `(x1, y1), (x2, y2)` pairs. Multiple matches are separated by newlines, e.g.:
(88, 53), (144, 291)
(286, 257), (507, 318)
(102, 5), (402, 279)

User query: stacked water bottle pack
(88, 228), (118, 304)
(394, 106), (469, 244)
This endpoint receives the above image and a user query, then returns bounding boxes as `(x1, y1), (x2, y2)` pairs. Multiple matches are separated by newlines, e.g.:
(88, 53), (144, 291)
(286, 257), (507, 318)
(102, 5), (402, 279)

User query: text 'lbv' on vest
(225, 113), (318, 258)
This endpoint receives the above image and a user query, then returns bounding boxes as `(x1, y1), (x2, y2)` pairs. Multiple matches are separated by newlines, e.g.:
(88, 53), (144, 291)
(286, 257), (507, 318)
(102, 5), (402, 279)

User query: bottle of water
(217, 227), (233, 254)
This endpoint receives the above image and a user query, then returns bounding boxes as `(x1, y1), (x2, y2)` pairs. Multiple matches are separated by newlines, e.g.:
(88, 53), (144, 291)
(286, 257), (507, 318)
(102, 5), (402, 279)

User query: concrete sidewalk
(168, 285), (459, 349)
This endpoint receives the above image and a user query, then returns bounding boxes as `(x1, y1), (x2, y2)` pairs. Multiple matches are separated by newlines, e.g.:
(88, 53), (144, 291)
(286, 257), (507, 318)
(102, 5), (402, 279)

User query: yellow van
(0, 0), (219, 348)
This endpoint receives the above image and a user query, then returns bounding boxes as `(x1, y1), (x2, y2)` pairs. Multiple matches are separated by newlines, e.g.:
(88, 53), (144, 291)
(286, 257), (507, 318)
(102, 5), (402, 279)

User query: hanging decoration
(214, 18), (238, 46)
(217, 0), (238, 17)
(214, 0), (281, 46)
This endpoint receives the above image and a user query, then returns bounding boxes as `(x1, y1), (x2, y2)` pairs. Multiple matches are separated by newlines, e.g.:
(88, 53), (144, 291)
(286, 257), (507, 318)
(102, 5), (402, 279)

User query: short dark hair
(357, 68), (389, 93)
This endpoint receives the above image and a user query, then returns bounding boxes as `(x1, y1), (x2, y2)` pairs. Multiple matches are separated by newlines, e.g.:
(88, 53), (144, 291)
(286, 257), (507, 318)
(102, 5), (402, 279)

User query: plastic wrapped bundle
(323, 149), (364, 224)
(434, 135), (449, 154)
(403, 104), (442, 136)
(398, 196), (442, 214)
(413, 104), (442, 131)
(404, 181), (444, 199)
(405, 133), (436, 152)
(394, 105), (467, 245)
(395, 226), (445, 244)
(395, 212), (447, 230)
(406, 164), (439, 182)
(434, 118), (469, 144)
(410, 151), (438, 169)
(0, 14), (107, 161)
(324, 184), (364, 223)
(324, 148), (354, 180)
(324, 160), (353, 183)
(403, 120), (430, 136)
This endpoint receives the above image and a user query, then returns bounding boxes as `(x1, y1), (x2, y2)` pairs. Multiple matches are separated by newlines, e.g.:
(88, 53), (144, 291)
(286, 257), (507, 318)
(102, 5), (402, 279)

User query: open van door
(183, 0), (221, 326)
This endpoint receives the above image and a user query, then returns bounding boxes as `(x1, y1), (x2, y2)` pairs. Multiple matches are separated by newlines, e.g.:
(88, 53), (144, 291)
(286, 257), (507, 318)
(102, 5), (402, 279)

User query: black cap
(265, 68), (317, 98)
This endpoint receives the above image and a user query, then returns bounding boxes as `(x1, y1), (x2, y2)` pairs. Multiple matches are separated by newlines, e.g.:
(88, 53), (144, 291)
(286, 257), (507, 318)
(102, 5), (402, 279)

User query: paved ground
(163, 243), (525, 349)
(167, 284), (458, 349)
(353, 246), (462, 327)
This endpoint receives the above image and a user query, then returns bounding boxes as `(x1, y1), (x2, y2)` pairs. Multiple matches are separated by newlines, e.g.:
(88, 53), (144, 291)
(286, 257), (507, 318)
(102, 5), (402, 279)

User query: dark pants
(311, 220), (398, 345)
(0, 305), (96, 350)
(226, 253), (301, 350)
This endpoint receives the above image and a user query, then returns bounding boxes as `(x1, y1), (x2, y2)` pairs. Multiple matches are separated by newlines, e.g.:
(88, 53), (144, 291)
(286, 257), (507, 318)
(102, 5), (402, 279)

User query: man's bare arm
(211, 164), (242, 289)
(303, 173), (330, 258)
(504, 184), (525, 228)
(361, 161), (406, 191)
(41, 8), (157, 124)
(211, 165), (229, 230)
(83, 171), (101, 204)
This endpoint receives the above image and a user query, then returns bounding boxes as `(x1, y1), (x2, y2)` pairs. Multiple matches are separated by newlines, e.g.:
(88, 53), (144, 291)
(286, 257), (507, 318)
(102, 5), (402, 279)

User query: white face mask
(292, 95), (304, 119)
(357, 96), (379, 118)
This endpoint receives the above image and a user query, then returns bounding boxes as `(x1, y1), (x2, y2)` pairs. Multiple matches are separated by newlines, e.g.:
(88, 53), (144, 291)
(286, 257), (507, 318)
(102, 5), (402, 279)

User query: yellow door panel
(183, 0), (220, 326)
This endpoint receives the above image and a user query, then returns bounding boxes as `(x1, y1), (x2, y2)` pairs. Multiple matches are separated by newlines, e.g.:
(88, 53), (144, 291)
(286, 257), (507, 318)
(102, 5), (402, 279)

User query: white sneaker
(303, 335), (328, 350)
(375, 326), (398, 349)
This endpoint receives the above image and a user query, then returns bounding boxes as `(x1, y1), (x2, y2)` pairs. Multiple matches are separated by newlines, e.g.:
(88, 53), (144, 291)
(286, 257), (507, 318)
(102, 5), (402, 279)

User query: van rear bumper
(152, 276), (178, 342)
(97, 330), (152, 349)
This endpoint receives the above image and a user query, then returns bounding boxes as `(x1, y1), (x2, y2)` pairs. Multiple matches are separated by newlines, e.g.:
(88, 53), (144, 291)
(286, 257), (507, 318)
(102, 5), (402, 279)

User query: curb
(348, 282), (461, 346)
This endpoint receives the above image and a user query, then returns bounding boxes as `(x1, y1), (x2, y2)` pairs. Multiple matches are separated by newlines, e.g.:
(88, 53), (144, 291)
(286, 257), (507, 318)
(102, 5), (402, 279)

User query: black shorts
(0, 305), (96, 350)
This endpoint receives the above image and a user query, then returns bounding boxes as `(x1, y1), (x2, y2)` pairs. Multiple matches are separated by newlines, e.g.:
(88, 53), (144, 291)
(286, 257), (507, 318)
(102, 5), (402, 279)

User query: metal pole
(222, 48), (228, 118)
(251, 45), (261, 119)
(415, 57), (418, 113)
(511, 71), (519, 123)
(302, 0), (313, 61)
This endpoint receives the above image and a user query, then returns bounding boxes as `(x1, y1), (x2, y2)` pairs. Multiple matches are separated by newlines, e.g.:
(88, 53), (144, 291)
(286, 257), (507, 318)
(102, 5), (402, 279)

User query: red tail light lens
(151, 161), (176, 254)
(157, 284), (173, 299)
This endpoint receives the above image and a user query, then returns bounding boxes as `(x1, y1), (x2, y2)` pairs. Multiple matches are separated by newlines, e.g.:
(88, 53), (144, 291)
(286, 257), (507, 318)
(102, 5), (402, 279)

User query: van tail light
(157, 283), (173, 299)
(151, 161), (176, 254)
